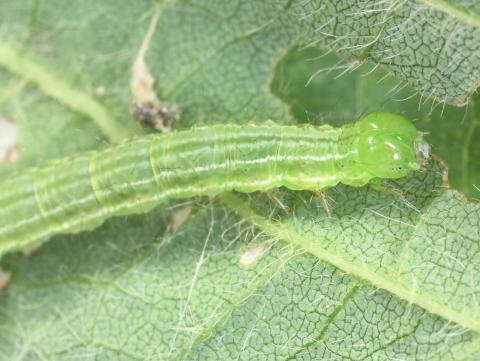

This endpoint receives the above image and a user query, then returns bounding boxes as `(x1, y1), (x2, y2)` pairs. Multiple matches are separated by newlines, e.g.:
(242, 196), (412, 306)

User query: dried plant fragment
(0, 270), (11, 290)
(239, 244), (266, 267)
(131, 7), (179, 132)
(0, 116), (20, 164)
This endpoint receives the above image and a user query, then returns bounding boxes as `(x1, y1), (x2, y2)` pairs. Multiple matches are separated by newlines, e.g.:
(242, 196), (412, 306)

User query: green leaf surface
(0, 0), (479, 360)
(297, 0), (480, 106)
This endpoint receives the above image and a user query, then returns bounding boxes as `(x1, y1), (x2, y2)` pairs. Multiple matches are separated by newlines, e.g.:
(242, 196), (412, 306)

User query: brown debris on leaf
(132, 98), (179, 133)
(0, 270), (11, 290)
(167, 203), (193, 235)
(431, 153), (449, 189)
(131, 8), (179, 132)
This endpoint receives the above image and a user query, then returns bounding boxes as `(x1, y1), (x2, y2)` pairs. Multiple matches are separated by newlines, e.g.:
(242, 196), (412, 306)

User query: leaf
(221, 160), (480, 332)
(0, 0), (479, 360)
(297, 0), (480, 106)
(3, 201), (479, 360)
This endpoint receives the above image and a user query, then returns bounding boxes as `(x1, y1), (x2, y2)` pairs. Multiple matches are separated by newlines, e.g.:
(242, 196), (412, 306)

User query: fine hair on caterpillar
(0, 112), (429, 257)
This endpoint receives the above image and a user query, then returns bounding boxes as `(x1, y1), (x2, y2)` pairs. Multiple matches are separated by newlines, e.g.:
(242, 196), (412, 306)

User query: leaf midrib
(0, 41), (131, 142)
(220, 192), (480, 333)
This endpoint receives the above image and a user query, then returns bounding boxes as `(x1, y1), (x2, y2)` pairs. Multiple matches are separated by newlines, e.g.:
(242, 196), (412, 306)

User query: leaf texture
(298, 0), (480, 105)
(0, 0), (479, 360)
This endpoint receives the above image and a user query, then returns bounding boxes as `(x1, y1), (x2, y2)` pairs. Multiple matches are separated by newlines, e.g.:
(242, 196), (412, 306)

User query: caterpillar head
(356, 112), (429, 179)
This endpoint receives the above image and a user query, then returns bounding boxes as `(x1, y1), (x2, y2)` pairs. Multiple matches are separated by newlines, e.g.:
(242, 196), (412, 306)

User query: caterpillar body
(0, 112), (429, 257)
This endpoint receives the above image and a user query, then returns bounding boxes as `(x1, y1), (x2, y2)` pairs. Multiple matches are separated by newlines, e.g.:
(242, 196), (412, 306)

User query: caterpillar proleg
(0, 112), (429, 257)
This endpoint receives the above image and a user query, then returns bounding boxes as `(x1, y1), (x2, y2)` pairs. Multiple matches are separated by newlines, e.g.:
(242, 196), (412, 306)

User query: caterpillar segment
(0, 112), (428, 256)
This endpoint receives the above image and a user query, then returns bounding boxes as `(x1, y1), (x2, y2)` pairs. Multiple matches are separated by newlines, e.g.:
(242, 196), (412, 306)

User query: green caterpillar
(0, 112), (429, 257)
